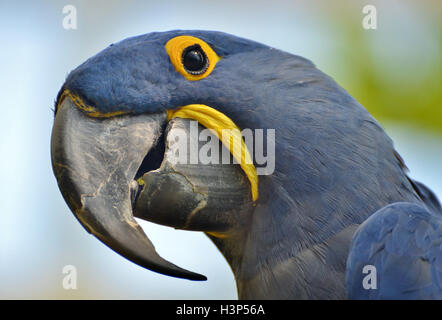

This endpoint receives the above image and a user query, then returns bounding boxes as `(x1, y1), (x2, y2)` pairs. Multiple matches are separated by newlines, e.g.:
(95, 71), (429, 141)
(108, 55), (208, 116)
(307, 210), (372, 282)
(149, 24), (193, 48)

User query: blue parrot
(50, 30), (442, 299)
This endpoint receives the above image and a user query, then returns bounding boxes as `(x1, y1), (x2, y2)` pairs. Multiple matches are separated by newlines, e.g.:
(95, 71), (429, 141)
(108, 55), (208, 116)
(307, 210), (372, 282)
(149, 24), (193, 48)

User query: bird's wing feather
(408, 179), (442, 215)
(346, 202), (442, 299)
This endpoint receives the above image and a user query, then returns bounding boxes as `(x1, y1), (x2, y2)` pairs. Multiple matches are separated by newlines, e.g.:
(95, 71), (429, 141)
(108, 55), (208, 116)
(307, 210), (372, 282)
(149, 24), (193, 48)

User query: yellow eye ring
(165, 35), (220, 81)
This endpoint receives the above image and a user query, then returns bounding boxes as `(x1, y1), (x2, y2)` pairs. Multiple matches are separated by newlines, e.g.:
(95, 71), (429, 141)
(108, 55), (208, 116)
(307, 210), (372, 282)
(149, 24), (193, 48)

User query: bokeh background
(0, 0), (440, 299)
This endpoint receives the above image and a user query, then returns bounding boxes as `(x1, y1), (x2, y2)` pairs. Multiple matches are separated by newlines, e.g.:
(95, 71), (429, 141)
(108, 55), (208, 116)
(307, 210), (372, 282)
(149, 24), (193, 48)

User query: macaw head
(52, 30), (382, 293)
(52, 30), (285, 280)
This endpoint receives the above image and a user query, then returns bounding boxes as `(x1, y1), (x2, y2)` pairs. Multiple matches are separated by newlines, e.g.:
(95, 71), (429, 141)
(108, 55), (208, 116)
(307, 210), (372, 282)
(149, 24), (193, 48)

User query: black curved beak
(51, 96), (206, 281)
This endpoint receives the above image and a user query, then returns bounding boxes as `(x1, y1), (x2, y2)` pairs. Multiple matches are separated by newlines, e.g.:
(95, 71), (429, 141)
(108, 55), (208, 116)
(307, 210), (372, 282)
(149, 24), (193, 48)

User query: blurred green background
(0, 0), (440, 299)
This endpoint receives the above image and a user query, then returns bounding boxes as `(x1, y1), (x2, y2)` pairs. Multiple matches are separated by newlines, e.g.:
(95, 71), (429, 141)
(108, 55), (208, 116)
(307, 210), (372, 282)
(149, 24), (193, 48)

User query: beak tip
(193, 274), (208, 281)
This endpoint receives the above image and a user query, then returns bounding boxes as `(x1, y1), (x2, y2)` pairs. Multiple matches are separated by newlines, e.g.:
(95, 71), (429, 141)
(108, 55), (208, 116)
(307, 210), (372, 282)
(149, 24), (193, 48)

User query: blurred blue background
(0, 0), (440, 299)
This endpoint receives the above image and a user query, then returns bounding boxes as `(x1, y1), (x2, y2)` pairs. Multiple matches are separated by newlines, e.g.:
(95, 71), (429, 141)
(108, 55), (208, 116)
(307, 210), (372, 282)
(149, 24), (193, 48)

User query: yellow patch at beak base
(167, 104), (258, 201)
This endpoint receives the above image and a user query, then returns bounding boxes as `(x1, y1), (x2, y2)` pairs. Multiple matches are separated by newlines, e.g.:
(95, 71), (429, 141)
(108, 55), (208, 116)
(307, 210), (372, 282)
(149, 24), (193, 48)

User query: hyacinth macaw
(51, 30), (442, 299)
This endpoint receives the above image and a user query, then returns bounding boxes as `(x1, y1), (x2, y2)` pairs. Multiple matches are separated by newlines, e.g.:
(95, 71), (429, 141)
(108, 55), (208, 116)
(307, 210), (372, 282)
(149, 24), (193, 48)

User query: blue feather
(347, 203), (442, 299)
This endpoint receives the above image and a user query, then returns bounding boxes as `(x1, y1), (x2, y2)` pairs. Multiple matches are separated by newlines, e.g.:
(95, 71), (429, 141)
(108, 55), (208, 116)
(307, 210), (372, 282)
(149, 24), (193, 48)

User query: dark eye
(181, 44), (209, 75)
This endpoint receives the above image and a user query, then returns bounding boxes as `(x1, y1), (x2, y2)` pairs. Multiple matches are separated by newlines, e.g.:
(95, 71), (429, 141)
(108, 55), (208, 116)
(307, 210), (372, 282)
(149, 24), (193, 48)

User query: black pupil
(182, 45), (207, 73)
